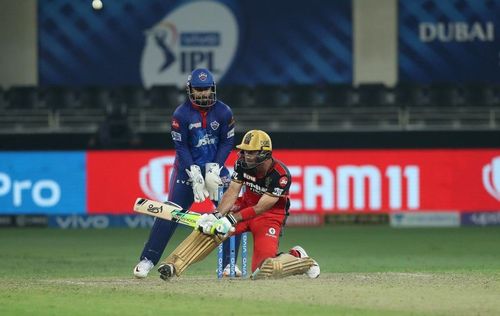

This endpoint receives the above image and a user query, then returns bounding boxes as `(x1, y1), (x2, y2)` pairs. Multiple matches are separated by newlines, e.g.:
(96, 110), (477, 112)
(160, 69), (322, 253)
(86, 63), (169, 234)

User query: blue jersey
(170, 100), (235, 171)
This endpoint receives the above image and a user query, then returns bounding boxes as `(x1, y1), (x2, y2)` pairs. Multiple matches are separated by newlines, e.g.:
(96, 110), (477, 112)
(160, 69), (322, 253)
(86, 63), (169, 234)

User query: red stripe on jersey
(272, 159), (288, 176)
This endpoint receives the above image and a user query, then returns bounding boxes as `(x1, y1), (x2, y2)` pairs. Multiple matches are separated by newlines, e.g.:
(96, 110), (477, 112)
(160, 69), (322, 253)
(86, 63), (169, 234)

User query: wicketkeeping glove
(210, 214), (237, 236)
(186, 165), (209, 203)
(205, 163), (223, 201)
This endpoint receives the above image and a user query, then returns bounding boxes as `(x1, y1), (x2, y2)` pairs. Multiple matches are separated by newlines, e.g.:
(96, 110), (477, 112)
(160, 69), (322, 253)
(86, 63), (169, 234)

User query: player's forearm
(217, 185), (240, 215)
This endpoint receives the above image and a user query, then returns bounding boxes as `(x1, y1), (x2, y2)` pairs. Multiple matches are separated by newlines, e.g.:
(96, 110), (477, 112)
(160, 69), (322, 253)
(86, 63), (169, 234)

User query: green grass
(1, 226), (500, 315)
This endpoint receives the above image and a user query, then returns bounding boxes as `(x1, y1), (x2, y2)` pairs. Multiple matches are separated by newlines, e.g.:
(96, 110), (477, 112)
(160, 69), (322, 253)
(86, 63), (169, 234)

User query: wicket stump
(217, 232), (248, 279)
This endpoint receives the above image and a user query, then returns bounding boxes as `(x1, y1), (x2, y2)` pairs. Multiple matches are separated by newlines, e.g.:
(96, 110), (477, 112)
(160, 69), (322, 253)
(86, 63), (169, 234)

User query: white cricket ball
(92, 0), (103, 10)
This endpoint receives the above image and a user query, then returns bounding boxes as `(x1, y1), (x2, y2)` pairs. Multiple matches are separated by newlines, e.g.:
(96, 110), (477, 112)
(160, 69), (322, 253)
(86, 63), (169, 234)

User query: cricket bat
(133, 198), (201, 228)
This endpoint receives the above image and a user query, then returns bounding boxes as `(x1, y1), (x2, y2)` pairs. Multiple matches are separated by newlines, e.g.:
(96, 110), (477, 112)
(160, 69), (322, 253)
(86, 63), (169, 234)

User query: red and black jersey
(231, 158), (291, 211)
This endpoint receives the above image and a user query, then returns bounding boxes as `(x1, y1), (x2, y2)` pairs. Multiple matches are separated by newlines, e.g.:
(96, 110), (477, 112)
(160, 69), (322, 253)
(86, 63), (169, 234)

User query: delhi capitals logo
(210, 121), (220, 130)
(198, 72), (208, 81)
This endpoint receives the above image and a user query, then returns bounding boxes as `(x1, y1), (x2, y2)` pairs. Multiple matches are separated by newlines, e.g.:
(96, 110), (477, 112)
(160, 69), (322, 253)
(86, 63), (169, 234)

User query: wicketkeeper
(133, 68), (242, 278)
(157, 130), (320, 280)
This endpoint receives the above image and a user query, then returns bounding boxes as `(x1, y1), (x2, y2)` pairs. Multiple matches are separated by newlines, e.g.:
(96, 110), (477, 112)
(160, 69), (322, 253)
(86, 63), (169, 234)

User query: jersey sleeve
(265, 171), (291, 197)
(214, 104), (235, 166)
(171, 108), (194, 169)
(231, 160), (244, 183)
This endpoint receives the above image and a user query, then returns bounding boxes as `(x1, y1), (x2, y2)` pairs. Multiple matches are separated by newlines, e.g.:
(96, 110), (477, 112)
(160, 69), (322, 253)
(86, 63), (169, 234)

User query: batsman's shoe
(158, 263), (175, 281)
(133, 258), (154, 279)
(222, 264), (242, 277)
(289, 245), (320, 279)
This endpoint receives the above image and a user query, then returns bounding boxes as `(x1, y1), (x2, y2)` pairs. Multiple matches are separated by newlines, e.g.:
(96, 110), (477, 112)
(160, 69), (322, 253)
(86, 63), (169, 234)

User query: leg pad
(251, 253), (315, 280)
(160, 230), (225, 276)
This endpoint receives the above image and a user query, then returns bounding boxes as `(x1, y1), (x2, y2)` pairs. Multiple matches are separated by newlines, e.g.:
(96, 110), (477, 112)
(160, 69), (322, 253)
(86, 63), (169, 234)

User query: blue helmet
(186, 68), (217, 107)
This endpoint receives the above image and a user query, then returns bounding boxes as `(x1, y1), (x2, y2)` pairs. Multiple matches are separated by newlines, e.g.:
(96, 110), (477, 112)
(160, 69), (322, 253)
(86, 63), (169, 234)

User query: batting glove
(205, 163), (223, 201)
(210, 214), (237, 236)
(196, 212), (219, 234)
(186, 165), (209, 203)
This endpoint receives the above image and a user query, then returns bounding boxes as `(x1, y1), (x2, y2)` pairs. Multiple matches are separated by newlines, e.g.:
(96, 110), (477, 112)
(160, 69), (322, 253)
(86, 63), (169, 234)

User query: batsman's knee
(251, 253), (316, 280)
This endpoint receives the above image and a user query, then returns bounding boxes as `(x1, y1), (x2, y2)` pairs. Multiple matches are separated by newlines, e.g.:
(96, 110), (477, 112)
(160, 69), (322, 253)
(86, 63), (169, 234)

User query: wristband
(238, 207), (257, 221)
(226, 213), (237, 225)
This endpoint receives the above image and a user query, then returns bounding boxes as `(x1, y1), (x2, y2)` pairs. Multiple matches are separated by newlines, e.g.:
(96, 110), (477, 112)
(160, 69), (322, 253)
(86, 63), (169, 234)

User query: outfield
(1, 226), (499, 315)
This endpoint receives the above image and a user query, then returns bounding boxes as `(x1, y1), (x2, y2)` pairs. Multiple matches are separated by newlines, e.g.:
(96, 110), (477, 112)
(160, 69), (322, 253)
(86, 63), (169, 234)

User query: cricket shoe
(289, 245), (320, 279)
(133, 258), (154, 279)
(222, 264), (242, 277)
(158, 263), (175, 281)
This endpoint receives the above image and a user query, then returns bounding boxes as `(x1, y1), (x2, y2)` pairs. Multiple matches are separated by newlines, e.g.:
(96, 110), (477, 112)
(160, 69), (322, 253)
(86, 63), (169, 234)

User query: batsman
(157, 130), (320, 280)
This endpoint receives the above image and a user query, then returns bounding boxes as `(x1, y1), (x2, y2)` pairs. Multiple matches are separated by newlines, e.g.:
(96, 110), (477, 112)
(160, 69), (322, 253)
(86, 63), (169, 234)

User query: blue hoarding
(461, 212), (500, 226)
(399, 0), (500, 83)
(38, 0), (352, 86)
(0, 152), (86, 214)
(48, 215), (154, 229)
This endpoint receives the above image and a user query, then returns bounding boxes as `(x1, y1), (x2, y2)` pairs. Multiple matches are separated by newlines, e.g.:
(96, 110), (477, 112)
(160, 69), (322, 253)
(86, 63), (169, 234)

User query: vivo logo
(0, 172), (61, 207)
(139, 156), (175, 202)
(288, 165), (420, 211)
(469, 212), (500, 226)
(419, 22), (495, 42)
(124, 215), (155, 228)
(482, 156), (500, 201)
(56, 215), (109, 229)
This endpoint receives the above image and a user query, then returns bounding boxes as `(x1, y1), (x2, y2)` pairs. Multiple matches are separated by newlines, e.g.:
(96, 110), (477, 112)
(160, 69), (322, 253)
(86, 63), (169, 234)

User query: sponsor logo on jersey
(279, 176), (288, 187)
(171, 131), (182, 141)
(243, 173), (256, 182)
(194, 134), (216, 147)
(245, 181), (266, 194)
(189, 122), (202, 129)
(265, 227), (277, 238)
(273, 187), (284, 196)
(210, 121), (220, 130)
(227, 127), (234, 139)
(231, 172), (239, 180)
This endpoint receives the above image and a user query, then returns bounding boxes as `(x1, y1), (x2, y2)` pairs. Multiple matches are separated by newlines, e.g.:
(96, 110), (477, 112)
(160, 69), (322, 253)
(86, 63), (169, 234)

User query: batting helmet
(186, 68), (217, 107)
(236, 130), (272, 169)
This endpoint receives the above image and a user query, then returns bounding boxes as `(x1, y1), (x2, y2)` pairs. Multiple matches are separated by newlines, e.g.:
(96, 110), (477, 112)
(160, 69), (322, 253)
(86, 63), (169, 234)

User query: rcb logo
(243, 133), (254, 144)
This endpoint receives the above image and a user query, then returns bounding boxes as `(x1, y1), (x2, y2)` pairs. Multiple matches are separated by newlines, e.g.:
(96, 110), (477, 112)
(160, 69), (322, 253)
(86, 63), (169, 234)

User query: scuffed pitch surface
(2, 272), (499, 315)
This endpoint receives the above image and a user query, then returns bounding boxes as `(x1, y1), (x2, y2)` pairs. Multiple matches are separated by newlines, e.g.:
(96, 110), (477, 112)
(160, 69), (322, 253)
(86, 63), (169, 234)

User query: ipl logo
(139, 156), (176, 202)
(482, 156), (500, 201)
(140, 1), (239, 87)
